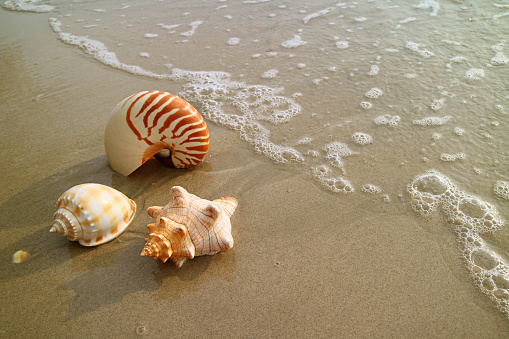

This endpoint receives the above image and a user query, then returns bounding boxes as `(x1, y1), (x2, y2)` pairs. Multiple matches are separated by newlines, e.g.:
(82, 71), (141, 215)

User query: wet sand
(1, 7), (509, 339)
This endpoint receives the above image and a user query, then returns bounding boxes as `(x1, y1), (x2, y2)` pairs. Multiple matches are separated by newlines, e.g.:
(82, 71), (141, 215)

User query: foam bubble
(313, 165), (354, 194)
(430, 99), (444, 111)
(302, 7), (335, 24)
(367, 65), (379, 76)
(351, 132), (373, 145)
(180, 21), (203, 37)
(360, 102), (372, 109)
(281, 35), (307, 48)
(361, 184), (381, 194)
(465, 68), (485, 80)
(261, 69), (278, 79)
(144, 33), (158, 38)
(139, 52), (150, 58)
(336, 41), (349, 49)
(454, 127), (465, 136)
(405, 42), (434, 58)
(493, 181), (509, 200)
(491, 52), (508, 66)
(440, 152), (465, 162)
(227, 37), (240, 45)
(364, 88), (383, 99)
(2, 0), (54, 12)
(373, 114), (400, 127)
(414, 0), (440, 16)
(324, 142), (355, 171)
(297, 137), (312, 145)
(413, 116), (451, 127)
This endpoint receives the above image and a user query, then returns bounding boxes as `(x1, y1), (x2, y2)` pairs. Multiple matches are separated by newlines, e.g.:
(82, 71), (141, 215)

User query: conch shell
(104, 91), (210, 176)
(50, 184), (136, 246)
(140, 186), (237, 267)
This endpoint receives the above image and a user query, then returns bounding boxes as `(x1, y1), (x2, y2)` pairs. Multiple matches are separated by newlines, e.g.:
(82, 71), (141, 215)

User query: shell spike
(213, 197), (238, 218)
(147, 206), (163, 218)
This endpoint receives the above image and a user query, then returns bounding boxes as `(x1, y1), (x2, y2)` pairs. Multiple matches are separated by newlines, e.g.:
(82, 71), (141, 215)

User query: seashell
(104, 91), (210, 176)
(50, 184), (136, 246)
(13, 250), (28, 264)
(140, 186), (237, 267)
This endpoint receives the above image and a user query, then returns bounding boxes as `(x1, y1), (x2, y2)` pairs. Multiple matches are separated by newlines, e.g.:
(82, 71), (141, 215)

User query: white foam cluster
(367, 65), (380, 76)
(361, 184), (381, 194)
(373, 114), (400, 127)
(360, 102), (372, 109)
(405, 42), (434, 58)
(261, 69), (278, 79)
(430, 99), (444, 111)
(490, 43), (508, 65)
(413, 116), (451, 127)
(336, 41), (349, 49)
(302, 7), (335, 24)
(414, 0), (440, 17)
(440, 152), (465, 162)
(2, 0), (54, 12)
(454, 127), (465, 136)
(432, 133), (442, 141)
(465, 68), (485, 80)
(408, 171), (509, 317)
(144, 33), (158, 38)
(297, 137), (312, 145)
(227, 37), (240, 45)
(365, 88), (383, 99)
(281, 35), (307, 48)
(351, 132), (373, 145)
(313, 165), (354, 194)
(493, 181), (509, 200)
(324, 142), (355, 171)
(180, 21), (203, 37)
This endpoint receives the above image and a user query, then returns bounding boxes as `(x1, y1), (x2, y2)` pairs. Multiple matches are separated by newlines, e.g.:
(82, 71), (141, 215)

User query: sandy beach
(1, 1), (509, 338)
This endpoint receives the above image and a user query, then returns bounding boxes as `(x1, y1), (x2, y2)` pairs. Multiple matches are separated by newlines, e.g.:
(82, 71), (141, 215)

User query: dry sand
(1, 8), (509, 339)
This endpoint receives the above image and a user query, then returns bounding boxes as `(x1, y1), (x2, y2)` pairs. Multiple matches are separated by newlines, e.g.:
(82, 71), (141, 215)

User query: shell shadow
(0, 155), (211, 282)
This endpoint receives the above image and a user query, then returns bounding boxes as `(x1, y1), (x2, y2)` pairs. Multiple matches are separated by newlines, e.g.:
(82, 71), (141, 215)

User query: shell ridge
(146, 95), (177, 136)
(126, 91), (157, 141)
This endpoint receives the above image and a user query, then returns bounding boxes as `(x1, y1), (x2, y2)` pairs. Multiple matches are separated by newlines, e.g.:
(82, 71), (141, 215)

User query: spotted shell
(50, 184), (136, 246)
(140, 186), (237, 267)
(104, 91), (210, 176)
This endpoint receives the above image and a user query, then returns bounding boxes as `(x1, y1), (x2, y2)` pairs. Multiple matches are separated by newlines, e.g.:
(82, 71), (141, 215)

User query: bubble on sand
(227, 37), (240, 45)
(493, 181), (509, 200)
(440, 152), (465, 162)
(144, 33), (158, 38)
(454, 127), (465, 136)
(2, 0), (54, 12)
(313, 165), (354, 194)
(364, 88), (383, 99)
(361, 184), (381, 194)
(430, 99), (444, 111)
(282, 35), (307, 48)
(413, 116), (451, 127)
(351, 132), (372, 145)
(360, 101), (372, 109)
(261, 69), (278, 79)
(405, 42), (434, 58)
(373, 114), (400, 127)
(324, 142), (355, 171)
(336, 41), (349, 49)
(139, 52), (150, 58)
(465, 68), (485, 80)
(414, 0), (440, 17)
(367, 65), (379, 76)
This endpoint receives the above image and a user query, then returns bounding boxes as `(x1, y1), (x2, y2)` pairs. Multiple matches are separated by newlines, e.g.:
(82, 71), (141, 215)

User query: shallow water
(1, 0), (509, 337)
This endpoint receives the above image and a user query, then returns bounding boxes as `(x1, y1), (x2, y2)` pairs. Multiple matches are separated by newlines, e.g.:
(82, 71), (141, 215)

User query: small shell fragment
(13, 250), (28, 264)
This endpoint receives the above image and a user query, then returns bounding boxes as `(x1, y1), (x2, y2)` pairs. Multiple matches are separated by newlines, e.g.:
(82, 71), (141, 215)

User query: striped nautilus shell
(50, 184), (136, 246)
(140, 186), (237, 267)
(104, 91), (210, 176)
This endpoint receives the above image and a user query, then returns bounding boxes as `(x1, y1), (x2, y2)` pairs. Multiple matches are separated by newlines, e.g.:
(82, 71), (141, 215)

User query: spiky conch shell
(104, 90), (210, 176)
(50, 184), (136, 246)
(140, 186), (237, 267)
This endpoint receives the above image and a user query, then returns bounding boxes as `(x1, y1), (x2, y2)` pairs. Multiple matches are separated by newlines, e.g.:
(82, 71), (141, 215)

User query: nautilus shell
(50, 184), (136, 246)
(140, 186), (237, 267)
(104, 91), (210, 176)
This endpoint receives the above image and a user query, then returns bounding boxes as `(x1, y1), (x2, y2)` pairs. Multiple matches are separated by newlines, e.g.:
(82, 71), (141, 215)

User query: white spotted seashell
(104, 91), (210, 176)
(140, 186), (237, 267)
(50, 184), (136, 246)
